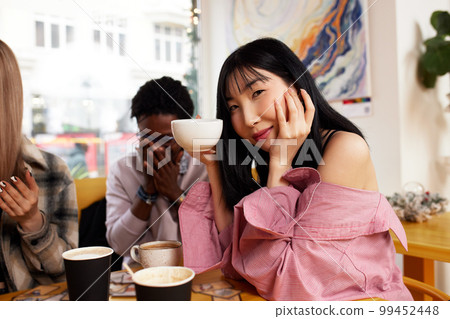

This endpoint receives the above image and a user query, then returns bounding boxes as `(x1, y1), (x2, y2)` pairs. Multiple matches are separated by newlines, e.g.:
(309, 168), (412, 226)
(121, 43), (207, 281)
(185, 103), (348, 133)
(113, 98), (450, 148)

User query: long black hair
(216, 37), (364, 210)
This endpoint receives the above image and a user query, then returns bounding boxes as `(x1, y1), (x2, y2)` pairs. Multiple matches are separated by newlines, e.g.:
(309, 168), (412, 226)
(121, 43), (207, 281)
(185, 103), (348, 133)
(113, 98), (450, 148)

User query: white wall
(200, 0), (450, 294)
(396, 0), (450, 198)
(353, 0), (402, 195)
(395, 0), (450, 295)
(198, 0), (229, 119)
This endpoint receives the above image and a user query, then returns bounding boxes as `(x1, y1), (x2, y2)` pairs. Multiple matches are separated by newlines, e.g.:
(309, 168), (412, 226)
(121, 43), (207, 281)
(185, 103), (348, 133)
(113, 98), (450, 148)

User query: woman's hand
(183, 115), (231, 231)
(270, 88), (315, 166)
(267, 88), (315, 187)
(0, 170), (43, 232)
(190, 148), (218, 168)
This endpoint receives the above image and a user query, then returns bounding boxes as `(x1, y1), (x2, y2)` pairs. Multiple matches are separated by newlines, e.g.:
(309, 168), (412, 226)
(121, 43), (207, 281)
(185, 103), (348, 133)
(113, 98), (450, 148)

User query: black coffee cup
(133, 266), (195, 301)
(62, 246), (114, 301)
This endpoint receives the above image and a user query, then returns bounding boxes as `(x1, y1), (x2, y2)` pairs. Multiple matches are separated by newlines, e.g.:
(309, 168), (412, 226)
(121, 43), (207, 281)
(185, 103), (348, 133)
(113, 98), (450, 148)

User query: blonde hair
(0, 40), (25, 181)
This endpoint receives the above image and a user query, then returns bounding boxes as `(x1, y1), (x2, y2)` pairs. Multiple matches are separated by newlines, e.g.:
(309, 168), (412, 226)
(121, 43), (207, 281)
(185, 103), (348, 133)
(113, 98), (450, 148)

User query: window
(93, 30), (101, 44)
(106, 32), (113, 51)
(176, 42), (182, 63)
(119, 33), (126, 56)
(165, 40), (171, 62)
(155, 39), (160, 60)
(2, 1), (195, 179)
(35, 21), (45, 47)
(154, 23), (185, 65)
(93, 19), (126, 55)
(36, 21), (74, 49)
(66, 26), (74, 44)
(51, 24), (60, 48)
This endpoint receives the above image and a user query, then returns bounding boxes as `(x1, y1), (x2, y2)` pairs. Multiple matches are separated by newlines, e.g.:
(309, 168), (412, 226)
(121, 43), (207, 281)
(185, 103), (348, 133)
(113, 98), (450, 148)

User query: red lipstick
(252, 126), (273, 141)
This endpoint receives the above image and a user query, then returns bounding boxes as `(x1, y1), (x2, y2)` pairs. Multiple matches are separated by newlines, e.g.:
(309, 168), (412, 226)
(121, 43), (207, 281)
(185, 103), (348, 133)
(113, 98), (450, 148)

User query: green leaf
(424, 36), (447, 49)
(418, 57), (437, 88)
(421, 42), (450, 75)
(431, 11), (450, 36)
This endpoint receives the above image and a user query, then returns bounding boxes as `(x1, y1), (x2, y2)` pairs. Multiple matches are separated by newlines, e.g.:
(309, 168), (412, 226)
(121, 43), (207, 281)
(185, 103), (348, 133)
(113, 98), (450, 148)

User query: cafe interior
(0, 0), (449, 302)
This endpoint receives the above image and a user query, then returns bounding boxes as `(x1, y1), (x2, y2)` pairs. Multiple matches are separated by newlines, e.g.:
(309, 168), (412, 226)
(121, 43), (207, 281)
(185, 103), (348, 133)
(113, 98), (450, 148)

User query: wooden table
(391, 212), (450, 300)
(191, 269), (265, 301)
(0, 268), (264, 301)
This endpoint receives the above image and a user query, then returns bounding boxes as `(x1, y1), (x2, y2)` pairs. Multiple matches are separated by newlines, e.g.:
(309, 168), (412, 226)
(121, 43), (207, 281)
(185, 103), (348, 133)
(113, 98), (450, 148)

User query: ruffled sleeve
(230, 167), (409, 300)
(178, 182), (232, 273)
(180, 167), (410, 300)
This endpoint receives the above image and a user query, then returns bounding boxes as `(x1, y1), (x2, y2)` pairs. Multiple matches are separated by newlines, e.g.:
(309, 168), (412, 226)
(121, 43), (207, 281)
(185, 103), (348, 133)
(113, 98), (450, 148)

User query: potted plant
(418, 10), (450, 89)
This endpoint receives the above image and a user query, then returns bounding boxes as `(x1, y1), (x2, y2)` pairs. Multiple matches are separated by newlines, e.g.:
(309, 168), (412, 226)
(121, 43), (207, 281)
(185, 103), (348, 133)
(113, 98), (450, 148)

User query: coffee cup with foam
(130, 240), (182, 268)
(132, 266), (195, 301)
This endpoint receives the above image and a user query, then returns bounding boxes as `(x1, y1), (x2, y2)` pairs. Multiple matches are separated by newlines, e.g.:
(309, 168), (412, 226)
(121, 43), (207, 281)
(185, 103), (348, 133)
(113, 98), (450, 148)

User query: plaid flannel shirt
(0, 137), (78, 292)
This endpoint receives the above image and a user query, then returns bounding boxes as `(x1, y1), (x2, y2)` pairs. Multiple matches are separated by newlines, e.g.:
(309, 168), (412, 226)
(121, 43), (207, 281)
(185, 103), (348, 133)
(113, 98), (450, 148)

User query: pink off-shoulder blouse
(179, 167), (413, 301)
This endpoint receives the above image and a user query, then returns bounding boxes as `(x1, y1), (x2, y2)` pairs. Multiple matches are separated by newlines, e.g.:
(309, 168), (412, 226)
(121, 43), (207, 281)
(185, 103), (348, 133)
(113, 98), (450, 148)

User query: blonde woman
(0, 40), (78, 293)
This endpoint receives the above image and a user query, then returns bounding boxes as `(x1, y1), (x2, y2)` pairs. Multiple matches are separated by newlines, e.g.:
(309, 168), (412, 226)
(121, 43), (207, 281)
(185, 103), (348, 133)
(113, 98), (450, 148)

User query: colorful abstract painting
(226, 0), (371, 101)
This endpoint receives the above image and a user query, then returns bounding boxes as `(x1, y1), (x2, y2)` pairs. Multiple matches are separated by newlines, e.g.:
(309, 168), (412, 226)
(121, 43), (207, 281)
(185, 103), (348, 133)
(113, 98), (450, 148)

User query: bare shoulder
(323, 131), (370, 161)
(317, 131), (378, 191)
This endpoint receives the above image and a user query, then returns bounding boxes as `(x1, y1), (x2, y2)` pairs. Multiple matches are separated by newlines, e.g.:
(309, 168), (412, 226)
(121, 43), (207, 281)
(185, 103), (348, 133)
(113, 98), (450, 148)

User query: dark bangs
(224, 65), (271, 100)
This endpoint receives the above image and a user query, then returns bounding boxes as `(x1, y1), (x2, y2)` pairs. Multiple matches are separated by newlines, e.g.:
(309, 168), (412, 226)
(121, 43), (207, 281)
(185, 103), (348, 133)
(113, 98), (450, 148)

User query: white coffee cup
(130, 240), (182, 268)
(171, 119), (223, 152)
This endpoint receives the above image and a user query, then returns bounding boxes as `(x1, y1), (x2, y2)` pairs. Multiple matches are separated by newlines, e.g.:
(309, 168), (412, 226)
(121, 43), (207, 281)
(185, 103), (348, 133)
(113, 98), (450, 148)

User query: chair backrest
(403, 276), (450, 301)
(74, 177), (107, 221)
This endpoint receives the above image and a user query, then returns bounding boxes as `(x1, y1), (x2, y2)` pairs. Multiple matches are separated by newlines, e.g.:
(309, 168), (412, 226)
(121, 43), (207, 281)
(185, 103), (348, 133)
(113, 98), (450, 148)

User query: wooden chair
(74, 177), (107, 222)
(403, 276), (450, 301)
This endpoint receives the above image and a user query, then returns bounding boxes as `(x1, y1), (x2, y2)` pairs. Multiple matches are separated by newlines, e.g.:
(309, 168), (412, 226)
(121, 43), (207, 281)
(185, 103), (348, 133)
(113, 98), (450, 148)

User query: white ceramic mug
(130, 240), (182, 268)
(171, 119), (223, 152)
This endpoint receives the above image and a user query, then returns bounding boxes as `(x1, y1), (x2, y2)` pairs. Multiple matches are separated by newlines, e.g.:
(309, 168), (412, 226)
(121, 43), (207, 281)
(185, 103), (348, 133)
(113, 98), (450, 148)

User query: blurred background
(0, 0), (199, 178)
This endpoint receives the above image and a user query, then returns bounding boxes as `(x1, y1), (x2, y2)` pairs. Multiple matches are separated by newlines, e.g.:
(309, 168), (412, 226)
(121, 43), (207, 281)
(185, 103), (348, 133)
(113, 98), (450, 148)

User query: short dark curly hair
(130, 76), (194, 121)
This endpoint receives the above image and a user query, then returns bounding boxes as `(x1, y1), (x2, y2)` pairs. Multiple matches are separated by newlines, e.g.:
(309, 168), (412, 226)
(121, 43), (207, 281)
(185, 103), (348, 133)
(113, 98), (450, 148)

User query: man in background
(105, 77), (207, 266)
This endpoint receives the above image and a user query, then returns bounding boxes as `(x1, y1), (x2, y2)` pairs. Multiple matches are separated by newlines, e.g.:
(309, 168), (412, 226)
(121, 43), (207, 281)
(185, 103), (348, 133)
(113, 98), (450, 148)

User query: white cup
(130, 240), (182, 268)
(171, 119), (223, 152)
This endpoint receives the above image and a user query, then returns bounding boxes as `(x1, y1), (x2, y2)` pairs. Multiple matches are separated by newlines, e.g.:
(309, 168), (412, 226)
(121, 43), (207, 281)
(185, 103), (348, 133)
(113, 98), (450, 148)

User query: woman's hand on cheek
(0, 170), (43, 232)
(270, 88), (315, 167)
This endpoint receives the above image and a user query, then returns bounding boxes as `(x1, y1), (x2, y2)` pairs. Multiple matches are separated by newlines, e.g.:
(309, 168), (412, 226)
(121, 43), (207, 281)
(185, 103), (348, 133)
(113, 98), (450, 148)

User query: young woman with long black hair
(178, 38), (412, 301)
